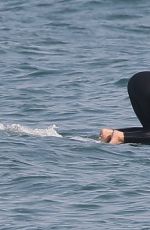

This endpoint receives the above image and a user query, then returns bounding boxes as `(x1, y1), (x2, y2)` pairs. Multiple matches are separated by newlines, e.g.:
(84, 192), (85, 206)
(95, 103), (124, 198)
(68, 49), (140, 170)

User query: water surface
(0, 0), (150, 229)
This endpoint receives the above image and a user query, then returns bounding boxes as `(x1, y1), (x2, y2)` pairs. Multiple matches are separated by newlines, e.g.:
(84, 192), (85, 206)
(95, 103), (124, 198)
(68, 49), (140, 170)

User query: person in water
(100, 71), (150, 144)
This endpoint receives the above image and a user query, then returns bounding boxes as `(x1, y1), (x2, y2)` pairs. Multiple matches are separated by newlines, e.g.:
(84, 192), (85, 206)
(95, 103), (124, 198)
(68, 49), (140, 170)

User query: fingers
(99, 128), (113, 143)
(109, 130), (124, 144)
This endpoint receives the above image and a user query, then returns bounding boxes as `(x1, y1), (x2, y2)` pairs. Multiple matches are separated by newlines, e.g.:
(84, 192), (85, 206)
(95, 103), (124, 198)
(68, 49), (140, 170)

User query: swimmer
(100, 71), (150, 144)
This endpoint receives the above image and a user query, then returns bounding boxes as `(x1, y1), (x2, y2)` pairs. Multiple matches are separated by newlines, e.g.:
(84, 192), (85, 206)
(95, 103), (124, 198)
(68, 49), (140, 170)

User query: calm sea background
(0, 0), (150, 229)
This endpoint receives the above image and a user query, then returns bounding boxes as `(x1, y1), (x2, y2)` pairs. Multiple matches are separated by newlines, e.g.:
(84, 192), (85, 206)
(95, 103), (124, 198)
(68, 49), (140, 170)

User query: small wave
(115, 78), (128, 87)
(0, 123), (62, 137)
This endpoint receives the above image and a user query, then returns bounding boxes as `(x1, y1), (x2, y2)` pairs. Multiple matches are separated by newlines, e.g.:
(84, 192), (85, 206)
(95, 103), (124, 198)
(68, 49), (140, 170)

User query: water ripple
(0, 0), (150, 229)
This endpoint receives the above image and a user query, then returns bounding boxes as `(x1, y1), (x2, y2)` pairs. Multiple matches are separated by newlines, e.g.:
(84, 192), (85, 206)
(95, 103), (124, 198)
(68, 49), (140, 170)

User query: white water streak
(70, 136), (100, 143)
(0, 123), (99, 143)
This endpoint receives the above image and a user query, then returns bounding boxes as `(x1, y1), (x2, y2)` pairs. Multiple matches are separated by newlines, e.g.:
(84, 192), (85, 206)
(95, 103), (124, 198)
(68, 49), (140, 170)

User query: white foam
(0, 123), (5, 130)
(0, 123), (62, 137)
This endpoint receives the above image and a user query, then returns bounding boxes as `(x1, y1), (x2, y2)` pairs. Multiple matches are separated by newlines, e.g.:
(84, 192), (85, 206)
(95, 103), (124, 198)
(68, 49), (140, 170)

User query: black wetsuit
(118, 71), (150, 144)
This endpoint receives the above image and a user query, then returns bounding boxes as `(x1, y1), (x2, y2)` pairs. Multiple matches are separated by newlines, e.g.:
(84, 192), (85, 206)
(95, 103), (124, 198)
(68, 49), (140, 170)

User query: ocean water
(0, 0), (150, 229)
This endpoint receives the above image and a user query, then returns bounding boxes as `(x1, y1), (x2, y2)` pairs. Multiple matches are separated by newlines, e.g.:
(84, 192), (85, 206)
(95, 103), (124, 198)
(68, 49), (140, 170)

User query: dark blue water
(0, 0), (150, 229)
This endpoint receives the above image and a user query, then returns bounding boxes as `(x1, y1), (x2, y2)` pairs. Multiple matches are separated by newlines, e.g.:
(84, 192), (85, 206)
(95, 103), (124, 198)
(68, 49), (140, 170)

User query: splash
(0, 123), (100, 143)
(0, 123), (62, 137)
